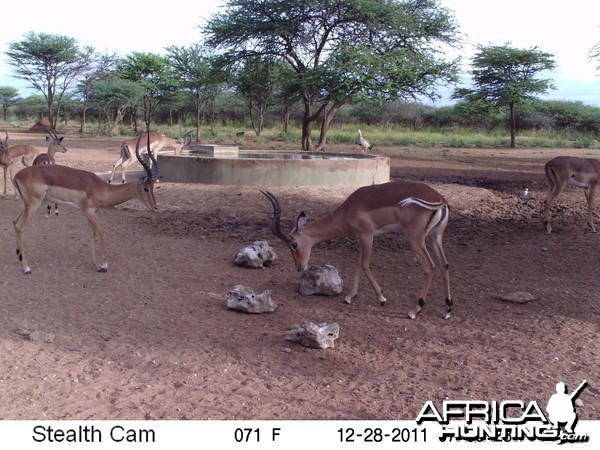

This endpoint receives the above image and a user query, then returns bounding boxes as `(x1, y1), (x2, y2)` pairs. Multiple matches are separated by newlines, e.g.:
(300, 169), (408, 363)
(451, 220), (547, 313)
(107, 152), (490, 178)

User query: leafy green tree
(118, 52), (180, 133)
(13, 94), (47, 120)
(0, 86), (21, 120)
(204, 0), (459, 150)
(90, 79), (145, 135)
(75, 52), (120, 133)
(166, 44), (223, 141)
(5, 32), (96, 127)
(234, 57), (287, 136)
(453, 43), (556, 147)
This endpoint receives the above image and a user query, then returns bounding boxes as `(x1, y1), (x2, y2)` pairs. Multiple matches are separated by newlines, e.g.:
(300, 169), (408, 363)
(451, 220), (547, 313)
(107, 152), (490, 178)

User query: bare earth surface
(0, 130), (598, 420)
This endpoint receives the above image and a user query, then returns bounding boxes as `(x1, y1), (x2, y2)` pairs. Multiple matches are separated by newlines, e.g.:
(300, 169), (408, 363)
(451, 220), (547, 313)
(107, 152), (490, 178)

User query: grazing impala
(262, 180), (453, 319)
(108, 131), (192, 183)
(13, 134), (159, 274)
(0, 130), (41, 197)
(544, 156), (600, 233)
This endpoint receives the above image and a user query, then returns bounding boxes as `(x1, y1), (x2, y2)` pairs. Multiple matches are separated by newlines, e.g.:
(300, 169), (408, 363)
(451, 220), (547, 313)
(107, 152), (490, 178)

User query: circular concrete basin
(157, 146), (390, 186)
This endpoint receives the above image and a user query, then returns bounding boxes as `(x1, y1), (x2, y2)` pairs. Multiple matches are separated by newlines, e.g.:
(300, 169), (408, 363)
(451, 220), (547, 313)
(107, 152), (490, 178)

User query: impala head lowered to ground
(262, 180), (453, 319)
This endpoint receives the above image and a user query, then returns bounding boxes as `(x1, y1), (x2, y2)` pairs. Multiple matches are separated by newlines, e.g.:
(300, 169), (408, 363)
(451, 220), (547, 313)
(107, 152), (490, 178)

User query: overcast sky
(0, 0), (599, 106)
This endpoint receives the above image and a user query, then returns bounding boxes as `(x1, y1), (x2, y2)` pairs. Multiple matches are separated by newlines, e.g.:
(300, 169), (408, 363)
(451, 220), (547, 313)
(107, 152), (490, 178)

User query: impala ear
(296, 211), (307, 233)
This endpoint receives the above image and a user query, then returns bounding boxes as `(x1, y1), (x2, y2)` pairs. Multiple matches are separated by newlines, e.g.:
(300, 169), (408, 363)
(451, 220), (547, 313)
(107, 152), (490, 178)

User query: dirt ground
(0, 130), (598, 421)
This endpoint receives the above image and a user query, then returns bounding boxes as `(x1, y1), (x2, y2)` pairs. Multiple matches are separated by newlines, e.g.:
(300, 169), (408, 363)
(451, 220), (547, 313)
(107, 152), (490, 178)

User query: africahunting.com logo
(416, 380), (590, 444)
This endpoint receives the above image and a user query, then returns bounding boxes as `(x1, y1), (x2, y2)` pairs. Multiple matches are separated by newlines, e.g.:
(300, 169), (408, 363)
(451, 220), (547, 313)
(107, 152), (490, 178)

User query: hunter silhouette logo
(546, 380), (587, 434)
(417, 379), (590, 443)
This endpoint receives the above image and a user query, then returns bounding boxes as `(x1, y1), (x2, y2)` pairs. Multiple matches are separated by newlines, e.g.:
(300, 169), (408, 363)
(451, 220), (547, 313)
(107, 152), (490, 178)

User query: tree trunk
(315, 101), (345, 152)
(281, 106), (290, 133)
(79, 105), (88, 134)
(509, 101), (516, 148)
(300, 94), (314, 151)
(301, 118), (313, 151)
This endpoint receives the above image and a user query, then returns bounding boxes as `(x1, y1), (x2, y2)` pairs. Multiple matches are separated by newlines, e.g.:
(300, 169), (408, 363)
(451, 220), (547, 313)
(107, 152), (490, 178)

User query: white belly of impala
(45, 193), (80, 209)
(567, 178), (590, 189)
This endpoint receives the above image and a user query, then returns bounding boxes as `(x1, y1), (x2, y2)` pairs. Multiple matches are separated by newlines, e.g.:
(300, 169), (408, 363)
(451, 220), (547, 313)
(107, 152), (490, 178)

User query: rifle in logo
(546, 380), (587, 434)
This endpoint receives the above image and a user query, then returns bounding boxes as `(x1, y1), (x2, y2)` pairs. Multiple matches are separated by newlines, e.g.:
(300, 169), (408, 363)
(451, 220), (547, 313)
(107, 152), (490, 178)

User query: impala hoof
(98, 265), (108, 273)
(24, 269), (32, 275)
(443, 312), (452, 320)
(342, 295), (352, 304)
(407, 310), (417, 320)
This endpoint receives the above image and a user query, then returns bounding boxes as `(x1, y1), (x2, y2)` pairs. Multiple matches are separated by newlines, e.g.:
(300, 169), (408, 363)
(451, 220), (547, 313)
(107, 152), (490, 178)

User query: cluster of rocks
(229, 240), (344, 349)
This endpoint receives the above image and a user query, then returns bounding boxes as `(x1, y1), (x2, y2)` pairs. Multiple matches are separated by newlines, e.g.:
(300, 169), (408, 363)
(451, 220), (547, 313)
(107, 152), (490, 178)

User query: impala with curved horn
(13, 134), (159, 274)
(262, 180), (453, 319)
(108, 131), (192, 183)
(32, 127), (68, 166)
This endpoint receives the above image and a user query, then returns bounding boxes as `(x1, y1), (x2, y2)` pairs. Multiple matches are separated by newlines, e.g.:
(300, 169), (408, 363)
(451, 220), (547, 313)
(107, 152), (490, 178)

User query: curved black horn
(43, 125), (58, 140)
(183, 130), (193, 147)
(134, 134), (153, 182)
(260, 190), (291, 243)
(145, 132), (160, 182)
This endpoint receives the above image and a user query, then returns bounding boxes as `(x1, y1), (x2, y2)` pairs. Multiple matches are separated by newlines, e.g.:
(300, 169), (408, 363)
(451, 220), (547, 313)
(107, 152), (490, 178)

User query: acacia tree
(118, 52), (180, 133)
(5, 32), (95, 128)
(166, 44), (222, 142)
(453, 43), (556, 148)
(0, 86), (21, 120)
(204, 0), (460, 151)
(90, 79), (145, 135)
(75, 52), (120, 133)
(234, 57), (288, 136)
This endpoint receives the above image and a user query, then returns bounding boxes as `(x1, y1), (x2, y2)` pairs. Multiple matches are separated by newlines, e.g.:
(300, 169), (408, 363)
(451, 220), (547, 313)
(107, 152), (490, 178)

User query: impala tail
(398, 197), (446, 209)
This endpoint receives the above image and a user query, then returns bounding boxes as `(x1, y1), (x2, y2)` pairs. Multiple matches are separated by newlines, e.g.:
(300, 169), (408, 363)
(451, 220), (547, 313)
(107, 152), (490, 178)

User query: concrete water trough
(156, 144), (390, 186)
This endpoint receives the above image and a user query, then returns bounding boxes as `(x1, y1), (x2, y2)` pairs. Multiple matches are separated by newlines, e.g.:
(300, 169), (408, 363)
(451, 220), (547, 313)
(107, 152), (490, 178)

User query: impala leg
(83, 209), (108, 272)
(406, 234), (436, 319)
(14, 200), (42, 274)
(6, 166), (20, 199)
(108, 159), (121, 184)
(344, 235), (386, 305)
(343, 244), (363, 304)
(584, 186), (596, 232)
(45, 203), (58, 217)
(544, 175), (566, 234)
(120, 158), (136, 183)
(3, 167), (7, 196)
(429, 226), (453, 319)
